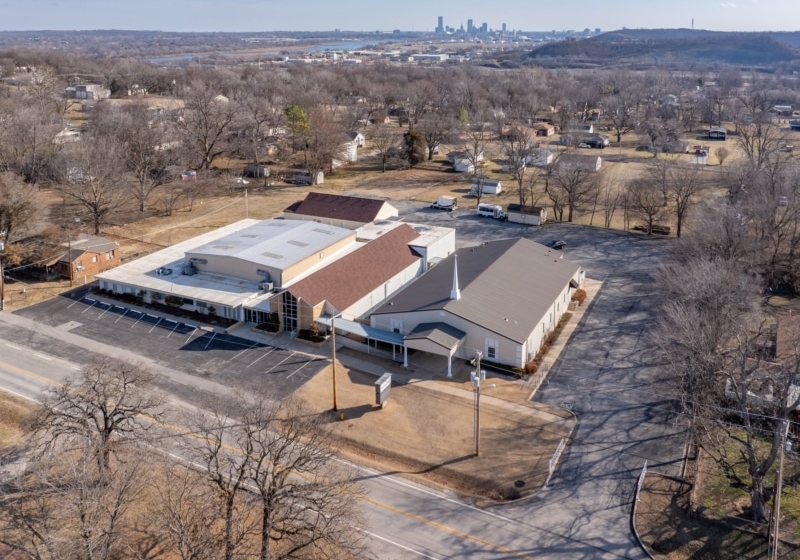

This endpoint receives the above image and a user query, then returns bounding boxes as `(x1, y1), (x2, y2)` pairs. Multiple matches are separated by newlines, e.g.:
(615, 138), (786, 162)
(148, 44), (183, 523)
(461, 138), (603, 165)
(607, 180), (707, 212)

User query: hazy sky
(0, 0), (796, 33)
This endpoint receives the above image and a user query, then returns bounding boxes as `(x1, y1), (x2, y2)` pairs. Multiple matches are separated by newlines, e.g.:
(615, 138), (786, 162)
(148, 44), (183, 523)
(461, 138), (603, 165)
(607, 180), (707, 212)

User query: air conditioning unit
(260, 282), (274, 292)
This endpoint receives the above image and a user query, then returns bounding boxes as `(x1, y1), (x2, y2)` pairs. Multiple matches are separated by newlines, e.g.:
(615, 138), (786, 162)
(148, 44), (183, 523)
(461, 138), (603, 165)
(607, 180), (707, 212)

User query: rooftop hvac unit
(260, 282), (274, 292)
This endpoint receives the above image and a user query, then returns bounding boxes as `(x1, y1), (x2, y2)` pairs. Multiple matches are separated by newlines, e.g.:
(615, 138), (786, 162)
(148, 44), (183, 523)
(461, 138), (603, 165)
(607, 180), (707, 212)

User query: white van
(477, 203), (507, 221)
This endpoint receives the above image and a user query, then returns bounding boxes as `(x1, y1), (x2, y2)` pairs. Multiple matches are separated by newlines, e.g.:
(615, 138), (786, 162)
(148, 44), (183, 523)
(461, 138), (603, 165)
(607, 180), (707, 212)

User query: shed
(469, 178), (502, 196)
(454, 158), (475, 173)
(506, 205), (547, 226)
(532, 122), (555, 137)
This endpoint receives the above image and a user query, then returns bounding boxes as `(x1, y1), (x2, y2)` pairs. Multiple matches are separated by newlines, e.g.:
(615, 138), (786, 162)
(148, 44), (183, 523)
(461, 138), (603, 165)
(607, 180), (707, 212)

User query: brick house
(55, 234), (120, 279)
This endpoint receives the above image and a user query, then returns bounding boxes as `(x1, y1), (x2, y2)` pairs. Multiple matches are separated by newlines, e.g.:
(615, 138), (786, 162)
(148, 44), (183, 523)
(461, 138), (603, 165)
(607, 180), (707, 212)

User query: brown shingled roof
(287, 224), (420, 312)
(283, 192), (390, 224)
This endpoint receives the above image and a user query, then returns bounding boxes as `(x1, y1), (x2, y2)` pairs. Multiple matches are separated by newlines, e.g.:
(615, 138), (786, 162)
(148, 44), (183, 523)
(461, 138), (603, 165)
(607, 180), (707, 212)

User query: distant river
(148, 39), (397, 64)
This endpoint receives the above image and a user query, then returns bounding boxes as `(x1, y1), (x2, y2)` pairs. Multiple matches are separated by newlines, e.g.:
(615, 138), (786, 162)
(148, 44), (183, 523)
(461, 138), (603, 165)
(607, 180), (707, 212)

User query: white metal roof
(187, 219), (353, 272)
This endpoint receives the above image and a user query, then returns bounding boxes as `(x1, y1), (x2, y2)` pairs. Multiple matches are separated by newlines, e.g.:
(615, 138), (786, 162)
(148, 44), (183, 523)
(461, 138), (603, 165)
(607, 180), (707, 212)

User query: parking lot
(15, 292), (326, 401)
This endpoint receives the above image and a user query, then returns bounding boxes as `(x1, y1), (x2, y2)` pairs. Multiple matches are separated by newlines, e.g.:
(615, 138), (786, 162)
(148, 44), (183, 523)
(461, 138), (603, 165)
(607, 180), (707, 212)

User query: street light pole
(331, 313), (338, 412)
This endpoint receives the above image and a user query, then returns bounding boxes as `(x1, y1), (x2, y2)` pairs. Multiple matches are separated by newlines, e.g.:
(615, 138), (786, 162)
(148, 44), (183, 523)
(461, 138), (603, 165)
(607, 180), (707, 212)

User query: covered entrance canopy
(316, 315), (406, 361)
(404, 322), (466, 378)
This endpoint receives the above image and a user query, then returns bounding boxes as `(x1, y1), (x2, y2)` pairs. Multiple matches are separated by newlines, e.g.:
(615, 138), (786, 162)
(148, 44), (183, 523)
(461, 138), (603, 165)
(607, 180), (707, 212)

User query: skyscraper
(436, 16), (444, 34)
(467, 19), (474, 33)
(502, 23), (507, 33)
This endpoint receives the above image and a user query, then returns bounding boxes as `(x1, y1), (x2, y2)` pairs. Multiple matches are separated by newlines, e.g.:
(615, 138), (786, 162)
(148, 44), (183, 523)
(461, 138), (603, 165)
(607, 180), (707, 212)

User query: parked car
(548, 240), (567, 250)
(3, 274), (16, 284)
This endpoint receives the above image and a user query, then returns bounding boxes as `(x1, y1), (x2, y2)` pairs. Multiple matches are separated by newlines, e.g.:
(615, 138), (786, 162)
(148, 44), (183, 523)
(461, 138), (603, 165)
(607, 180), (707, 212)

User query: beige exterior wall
(282, 233), (356, 285)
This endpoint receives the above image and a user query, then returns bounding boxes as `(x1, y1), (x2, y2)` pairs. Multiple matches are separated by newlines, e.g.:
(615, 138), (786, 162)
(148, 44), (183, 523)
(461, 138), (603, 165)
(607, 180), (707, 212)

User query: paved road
(0, 203), (687, 559)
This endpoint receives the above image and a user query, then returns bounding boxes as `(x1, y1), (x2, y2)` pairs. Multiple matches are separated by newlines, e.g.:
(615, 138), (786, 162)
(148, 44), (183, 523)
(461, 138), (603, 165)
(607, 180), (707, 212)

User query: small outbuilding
(506, 204), (547, 226)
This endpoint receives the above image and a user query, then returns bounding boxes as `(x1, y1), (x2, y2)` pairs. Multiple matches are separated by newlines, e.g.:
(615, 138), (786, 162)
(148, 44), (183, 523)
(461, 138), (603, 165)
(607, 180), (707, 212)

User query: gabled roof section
(287, 224), (420, 311)
(373, 238), (582, 343)
(283, 192), (392, 224)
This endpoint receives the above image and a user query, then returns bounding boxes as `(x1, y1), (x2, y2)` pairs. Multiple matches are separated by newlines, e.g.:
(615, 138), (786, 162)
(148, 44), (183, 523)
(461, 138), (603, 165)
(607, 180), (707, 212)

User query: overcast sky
(0, 0), (795, 33)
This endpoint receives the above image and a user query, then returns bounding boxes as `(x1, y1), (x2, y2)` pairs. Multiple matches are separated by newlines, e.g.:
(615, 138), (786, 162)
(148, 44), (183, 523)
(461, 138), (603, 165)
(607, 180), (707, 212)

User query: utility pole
(472, 351), (483, 456)
(331, 314), (338, 412)
(0, 242), (5, 312)
(68, 234), (73, 288)
(770, 419), (791, 560)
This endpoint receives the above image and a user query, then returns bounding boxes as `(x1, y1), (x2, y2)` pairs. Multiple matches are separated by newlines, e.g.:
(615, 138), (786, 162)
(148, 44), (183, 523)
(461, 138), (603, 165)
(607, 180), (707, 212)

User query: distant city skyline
(0, 0), (797, 33)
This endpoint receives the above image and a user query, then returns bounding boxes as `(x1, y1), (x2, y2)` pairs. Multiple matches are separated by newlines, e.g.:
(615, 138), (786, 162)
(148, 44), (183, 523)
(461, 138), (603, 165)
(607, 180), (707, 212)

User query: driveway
(395, 200), (686, 558)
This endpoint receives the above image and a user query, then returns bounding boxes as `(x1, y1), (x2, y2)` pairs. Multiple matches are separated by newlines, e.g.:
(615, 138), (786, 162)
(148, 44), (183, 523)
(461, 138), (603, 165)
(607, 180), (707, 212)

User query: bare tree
(658, 257), (800, 523)
(368, 126), (402, 173)
(0, 172), (43, 247)
(460, 120), (492, 207)
(240, 398), (365, 560)
(0, 445), (149, 560)
(550, 158), (600, 222)
(500, 127), (536, 206)
(33, 360), (163, 479)
(149, 460), (226, 560)
(303, 109), (348, 185)
(715, 146), (730, 166)
(418, 111), (455, 161)
(175, 80), (236, 170)
(666, 163), (706, 238)
(190, 406), (257, 560)
(95, 104), (179, 212)
(55, 137), (129, 234)
(626, 178), (668, 234)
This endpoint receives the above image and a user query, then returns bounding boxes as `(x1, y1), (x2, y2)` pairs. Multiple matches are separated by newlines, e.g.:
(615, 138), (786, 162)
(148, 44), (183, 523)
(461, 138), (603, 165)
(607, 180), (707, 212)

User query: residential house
(65, 84), (110, 101)
(348, 131), (366, 148)
(55, 234), (120, 280)
(558, 153), (602, 172)
(532, 122), (555, 137)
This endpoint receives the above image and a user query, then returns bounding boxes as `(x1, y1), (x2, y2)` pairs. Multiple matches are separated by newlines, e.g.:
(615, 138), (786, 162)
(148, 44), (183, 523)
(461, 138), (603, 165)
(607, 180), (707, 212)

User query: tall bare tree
(175, 80), (236, 170)
(500, 127), (536, 206)
(55, 136), (129, 234)
(626, 178), (668, 234)
(33, 360), (163, 479)
(549, 157), (600, 222)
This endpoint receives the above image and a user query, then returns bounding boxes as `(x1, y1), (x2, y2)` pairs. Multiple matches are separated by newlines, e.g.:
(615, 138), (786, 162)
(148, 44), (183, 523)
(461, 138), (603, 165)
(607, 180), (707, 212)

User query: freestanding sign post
(375, 373), (392, 408)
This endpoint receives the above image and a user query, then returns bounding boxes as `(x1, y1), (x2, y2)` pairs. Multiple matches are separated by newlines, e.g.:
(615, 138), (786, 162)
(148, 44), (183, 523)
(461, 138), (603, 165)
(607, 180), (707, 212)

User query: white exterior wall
(371, 310), (525, 367)
(409, 229), (456, 269)
(343, 260), (424, 320)
(507, 211), (544, 226)
(525, 282), (573, 361)
(374, 202), (400, 221)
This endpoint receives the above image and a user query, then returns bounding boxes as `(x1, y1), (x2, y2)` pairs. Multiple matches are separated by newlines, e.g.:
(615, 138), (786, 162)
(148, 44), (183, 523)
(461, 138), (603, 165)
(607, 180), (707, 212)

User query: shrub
(165, 294), (183, 307)
(524, 360), (538, 375)
(571, 288), (587, 306)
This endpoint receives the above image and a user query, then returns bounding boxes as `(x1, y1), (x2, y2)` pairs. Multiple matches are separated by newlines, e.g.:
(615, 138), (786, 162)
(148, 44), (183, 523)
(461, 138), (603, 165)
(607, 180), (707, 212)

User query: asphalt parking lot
(15, 291), (326, 401)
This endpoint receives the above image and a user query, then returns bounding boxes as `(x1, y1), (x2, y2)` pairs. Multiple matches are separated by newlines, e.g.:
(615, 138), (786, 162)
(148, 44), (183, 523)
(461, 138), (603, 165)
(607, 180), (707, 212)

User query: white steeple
(450, 253), (461, 300)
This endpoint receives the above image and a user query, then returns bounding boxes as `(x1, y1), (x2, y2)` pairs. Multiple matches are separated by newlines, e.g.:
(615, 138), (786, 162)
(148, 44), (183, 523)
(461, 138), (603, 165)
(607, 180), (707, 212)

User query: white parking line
(228, 341), (261, 362)
(81, 299), (99, 314)
(147, 317), (163, 334)
(262, 352), (296, 375)
(285, 358), (316, 379)
(33, 354), (52, 361)
(114, 308), (130, 324)
(247, 347), (276, 368)
(4, 343), (21, 350)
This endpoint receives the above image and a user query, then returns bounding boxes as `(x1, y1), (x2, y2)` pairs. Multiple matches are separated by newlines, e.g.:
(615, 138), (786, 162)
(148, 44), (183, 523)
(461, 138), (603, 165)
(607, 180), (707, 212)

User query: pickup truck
(430, 196), (458, 212)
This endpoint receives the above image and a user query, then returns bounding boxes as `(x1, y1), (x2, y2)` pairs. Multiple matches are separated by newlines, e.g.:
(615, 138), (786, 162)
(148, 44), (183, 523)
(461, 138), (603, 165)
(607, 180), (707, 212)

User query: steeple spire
(450, 254), (461, 300)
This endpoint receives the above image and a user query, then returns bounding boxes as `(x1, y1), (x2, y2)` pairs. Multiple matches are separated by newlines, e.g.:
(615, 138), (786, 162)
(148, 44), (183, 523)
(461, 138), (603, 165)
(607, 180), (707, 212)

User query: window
(92, 255), (97, 263)
(182, 298), (194, 306)
(196, 300), (207, 308)
(390, 319), (403, 333)
(486, 338), (498, 361)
